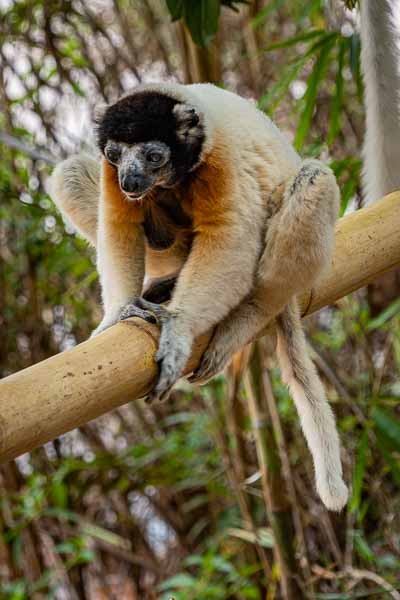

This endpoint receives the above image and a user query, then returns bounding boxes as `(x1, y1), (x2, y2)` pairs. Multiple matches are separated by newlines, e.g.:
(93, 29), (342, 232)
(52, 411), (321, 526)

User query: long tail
(276, 300), (348, 511)
(360, 0), (400, 204)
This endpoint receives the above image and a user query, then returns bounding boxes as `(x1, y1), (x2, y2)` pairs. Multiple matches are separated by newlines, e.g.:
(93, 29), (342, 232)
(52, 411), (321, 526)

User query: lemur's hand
(118, 298), (158, 324)
(134, 298), (193, 402)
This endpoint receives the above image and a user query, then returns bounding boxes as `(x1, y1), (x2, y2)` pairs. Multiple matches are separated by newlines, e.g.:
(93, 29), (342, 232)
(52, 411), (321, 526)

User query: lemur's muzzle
(120, 172), (149, 196)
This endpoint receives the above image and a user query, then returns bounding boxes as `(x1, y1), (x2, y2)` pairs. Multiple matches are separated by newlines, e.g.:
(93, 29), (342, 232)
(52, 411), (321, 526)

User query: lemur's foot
(189, 330), (233, 385)
(134, 298), (193, 403)
(189, 347), (230, 385)
(119, 298), (157, 325)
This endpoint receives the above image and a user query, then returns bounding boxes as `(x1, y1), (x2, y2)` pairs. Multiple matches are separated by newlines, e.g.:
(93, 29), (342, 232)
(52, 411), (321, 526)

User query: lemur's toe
(189, 350), (229, 385)
(135, 298), (171, 322)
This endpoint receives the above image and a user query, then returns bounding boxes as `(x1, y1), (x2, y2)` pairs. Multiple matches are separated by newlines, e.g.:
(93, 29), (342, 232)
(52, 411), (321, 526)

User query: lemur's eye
(105, 145), (121, 164)
(147, 152), (163, 164)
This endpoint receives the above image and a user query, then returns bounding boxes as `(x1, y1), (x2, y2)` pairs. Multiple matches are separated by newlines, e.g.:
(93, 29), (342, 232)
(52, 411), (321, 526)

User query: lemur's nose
(121, 173), (145, 194)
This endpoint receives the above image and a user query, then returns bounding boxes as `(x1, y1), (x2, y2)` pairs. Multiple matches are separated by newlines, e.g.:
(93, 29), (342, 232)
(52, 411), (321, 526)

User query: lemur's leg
(190, 159), (339, 383)
(48, 154), (100, 245)
(190, 160), (346, 510)
(49, 155), (156, 326)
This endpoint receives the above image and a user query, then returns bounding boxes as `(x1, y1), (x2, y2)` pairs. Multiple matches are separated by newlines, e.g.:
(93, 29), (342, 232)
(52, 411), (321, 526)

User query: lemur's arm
(170, 222), (256, 335)
(93, 160), (145, 335)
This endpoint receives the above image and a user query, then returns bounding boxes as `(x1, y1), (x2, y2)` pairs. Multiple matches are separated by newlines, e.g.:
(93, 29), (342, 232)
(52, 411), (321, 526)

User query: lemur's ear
(173, 103), (202, 143)
(93, 103), (108, 125)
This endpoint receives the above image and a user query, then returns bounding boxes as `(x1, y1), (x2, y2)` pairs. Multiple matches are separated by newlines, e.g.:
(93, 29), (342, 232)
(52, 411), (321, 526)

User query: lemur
(49, 82), (348, 511)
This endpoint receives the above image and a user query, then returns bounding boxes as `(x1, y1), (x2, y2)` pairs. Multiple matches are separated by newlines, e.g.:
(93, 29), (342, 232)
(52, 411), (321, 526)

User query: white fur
(49, 83), (347, 508)
(360, 0), (400, 204)
(277, 302), (348, 511)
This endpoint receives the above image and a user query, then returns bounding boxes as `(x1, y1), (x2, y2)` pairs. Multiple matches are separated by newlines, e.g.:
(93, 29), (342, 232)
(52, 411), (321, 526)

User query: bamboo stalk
(0, 192), (400, 463)
(245, 350), (305, 600)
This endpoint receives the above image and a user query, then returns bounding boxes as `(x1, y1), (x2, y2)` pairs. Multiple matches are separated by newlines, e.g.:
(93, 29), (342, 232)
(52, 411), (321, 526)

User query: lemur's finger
(148, 375), (174, 403)
(147, 385), (173, 404)
(135, 298), (171, 322)
(119, 303), (157, 324)
(151, 340), (190, 401)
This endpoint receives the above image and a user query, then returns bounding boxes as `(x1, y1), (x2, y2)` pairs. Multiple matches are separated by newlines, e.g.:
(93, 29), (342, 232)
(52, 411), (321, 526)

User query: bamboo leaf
(350, 428), (369, 513)
(50, 480), (68, 509)
(328, 37), (346, 145)
(340, 176), (357, 216)
(183, 0), (205, 46)
(261, 29), (325, 52)
(166, 0), (184, 20)
(376, 434), (400, 488)
(227, 527), (274, 548)
(353, 530), (375, 564)
(372, 407), (400, 452)
(294, 35), (337, 150)
(202, 0), (221, 45)
(260, 33), (338, 115)
(258, 56), (308, 113)
(182, 0), (221, 47)
(251, 0), (286, 29)
(367, 297), (400, 330)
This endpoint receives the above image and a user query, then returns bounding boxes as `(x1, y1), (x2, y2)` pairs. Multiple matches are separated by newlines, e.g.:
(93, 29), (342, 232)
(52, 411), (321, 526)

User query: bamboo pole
(0, 192), (400, 463)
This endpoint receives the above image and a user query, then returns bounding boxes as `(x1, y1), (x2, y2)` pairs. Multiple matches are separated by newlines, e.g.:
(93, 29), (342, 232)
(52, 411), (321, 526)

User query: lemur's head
(96, 88), (205, 201)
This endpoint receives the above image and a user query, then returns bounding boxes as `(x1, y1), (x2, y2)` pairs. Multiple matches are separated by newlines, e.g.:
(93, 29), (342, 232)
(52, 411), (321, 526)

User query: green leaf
(227, 527), (274, 548)
(258, 56), (308, 113)
(203, 0), (221, 44)
(349, 32), (363, 101)
(367, 297), (400, 331)
(339, 176), (356, 215)
(372, 407), (400, 452)
(251, 0), (285, 29)
(294, 34), (337, 150)
(353, 530), (375, 564)
(11, 534), (23, 569)
(241, 588), (261, 599)
(183, 0), (204, 46)
(183, 0), (221, 47)
(158, 573), (197, 591)
(328, 37), (346, 145)
(50, 480), (68, 509)
(70, 80), (85, 98)
(376, 434), (400, 488)
(261, 29), (325, 53)
(350, 428), (369, 513)
(166, 0), (184, 20)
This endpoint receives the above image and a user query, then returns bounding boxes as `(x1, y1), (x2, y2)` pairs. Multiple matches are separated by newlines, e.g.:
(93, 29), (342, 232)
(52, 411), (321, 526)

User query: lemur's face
(104, 140), (174, 200)
(96, 90), (205, 202)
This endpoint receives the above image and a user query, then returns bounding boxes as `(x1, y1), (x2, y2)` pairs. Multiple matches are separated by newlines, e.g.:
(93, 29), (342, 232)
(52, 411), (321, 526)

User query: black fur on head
(95, 91), (205, 184)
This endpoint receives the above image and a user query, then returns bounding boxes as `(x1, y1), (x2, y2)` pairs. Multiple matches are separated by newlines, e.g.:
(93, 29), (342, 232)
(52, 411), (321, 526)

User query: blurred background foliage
(0, 0), (400, 598)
